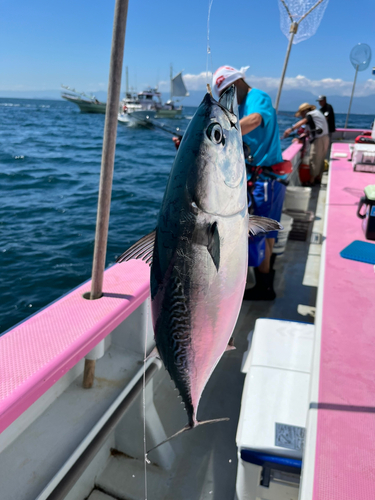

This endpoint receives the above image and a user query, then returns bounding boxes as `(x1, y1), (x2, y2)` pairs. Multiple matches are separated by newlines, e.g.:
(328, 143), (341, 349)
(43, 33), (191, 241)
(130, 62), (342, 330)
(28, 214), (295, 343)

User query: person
(317, 95), (335, 136)
(283, 103), (329, 186)
(317, 95), (335, 160)
(212, 65), (289, 301)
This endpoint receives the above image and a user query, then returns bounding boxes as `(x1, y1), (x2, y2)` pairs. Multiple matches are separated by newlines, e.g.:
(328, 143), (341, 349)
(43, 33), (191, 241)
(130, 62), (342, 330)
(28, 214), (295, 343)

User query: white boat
(119, 84), (158, 126)
(119, 67), (189, 120)
(61, 86), (107, 114)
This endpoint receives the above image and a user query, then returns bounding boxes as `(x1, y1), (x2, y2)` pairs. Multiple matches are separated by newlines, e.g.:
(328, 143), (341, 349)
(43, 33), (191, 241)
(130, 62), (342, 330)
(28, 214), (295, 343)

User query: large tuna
(117, 85), (282, 447)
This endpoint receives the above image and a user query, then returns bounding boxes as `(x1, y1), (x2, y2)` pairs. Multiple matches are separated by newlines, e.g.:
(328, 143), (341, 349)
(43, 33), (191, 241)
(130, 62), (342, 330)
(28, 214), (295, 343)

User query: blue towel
(340, 240), (375, 265)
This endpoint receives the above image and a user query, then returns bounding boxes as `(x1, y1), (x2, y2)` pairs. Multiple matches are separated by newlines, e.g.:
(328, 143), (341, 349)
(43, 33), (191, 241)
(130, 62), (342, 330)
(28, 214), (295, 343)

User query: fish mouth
(217, 85), (238, 128)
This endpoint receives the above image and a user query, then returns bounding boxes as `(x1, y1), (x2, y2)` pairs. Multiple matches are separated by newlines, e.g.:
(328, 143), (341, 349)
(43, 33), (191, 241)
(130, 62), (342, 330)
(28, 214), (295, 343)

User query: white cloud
(158, 72), (375, 97)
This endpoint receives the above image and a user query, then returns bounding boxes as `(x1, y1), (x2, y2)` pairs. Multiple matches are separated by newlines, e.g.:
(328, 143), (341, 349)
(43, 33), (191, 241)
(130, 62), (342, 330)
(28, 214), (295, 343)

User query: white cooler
(235, 319), (314, 500)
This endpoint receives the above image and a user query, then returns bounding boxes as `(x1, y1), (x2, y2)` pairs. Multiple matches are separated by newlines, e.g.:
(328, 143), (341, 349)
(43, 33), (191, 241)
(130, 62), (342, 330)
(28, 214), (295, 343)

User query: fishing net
(278, 0), (329, 44)
(350, 43), (372, 71)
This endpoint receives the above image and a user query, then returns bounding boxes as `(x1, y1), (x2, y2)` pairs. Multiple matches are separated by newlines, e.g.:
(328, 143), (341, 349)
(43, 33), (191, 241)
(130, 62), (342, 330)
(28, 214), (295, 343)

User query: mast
(126, 66), (129, 95)
(170, 63), (173, 100)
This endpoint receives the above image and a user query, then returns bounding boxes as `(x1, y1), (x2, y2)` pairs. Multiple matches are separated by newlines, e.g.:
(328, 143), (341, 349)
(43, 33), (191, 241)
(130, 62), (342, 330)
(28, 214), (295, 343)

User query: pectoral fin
(207, 222), (220, 271)
(116, 230), (156, 265)
(248, 215), (283, 237)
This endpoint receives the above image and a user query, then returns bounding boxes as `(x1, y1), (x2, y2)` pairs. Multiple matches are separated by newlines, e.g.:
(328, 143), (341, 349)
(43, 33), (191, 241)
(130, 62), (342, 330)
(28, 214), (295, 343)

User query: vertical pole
(275, 23), (297, 113)
(345, 65), (358, 129)
(90, 0), (129, 301)
(126, 66), (129, 95)
(84, 0), (129, 389)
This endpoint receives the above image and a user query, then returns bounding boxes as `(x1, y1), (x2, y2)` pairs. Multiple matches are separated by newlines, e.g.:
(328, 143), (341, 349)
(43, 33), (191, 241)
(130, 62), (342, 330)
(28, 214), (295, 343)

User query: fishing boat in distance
(118, 66), (189, 120)
(155, 67), (189, 118)
(61, 85), (107, 114)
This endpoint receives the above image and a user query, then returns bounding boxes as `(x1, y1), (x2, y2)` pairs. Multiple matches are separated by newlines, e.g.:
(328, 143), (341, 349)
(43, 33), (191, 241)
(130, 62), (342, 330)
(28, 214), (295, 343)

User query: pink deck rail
(0, 260), (150, 434)
(313, 142), (375, 499)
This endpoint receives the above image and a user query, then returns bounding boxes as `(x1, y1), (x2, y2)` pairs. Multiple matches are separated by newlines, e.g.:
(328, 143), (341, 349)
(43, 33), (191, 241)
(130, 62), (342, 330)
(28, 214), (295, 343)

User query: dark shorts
(251, 180), (286, 239)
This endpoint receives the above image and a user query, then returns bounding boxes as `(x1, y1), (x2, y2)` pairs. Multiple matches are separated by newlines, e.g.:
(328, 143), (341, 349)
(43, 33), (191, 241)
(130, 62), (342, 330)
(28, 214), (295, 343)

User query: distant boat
(119, 67), (189, 120)
(61, 86), (107, 114)
(156, 68), (189, 118)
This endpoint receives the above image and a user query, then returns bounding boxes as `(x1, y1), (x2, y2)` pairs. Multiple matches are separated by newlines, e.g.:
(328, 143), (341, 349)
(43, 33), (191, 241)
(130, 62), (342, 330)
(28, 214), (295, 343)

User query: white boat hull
(118, 110), (157, 126)
(62, 94), (107, 114)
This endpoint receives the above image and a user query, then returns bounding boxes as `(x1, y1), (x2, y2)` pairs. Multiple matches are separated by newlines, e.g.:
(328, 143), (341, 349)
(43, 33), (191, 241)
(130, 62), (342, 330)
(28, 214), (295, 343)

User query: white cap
(212, 65), (250, 96)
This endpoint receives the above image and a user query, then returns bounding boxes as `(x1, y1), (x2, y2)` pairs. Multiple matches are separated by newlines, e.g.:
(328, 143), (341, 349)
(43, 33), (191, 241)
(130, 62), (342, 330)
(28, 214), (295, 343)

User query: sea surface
(0, 97), (372, 334)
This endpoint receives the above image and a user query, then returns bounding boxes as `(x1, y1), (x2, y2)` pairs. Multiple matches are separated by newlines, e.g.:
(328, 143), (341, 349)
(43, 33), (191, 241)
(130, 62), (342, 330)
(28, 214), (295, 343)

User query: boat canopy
(171, 72), (189, 98)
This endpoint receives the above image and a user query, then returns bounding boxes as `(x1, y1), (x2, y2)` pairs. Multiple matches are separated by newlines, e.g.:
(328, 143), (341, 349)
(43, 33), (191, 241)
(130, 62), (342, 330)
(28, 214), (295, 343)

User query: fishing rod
(128, 113), (184, 140)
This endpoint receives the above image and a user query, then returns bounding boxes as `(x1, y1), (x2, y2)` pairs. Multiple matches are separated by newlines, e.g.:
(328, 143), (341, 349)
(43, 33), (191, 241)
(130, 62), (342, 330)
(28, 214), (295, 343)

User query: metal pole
(345, 65), (358, 129)
(126, 66), (129, 95)
(90, 0), (129, 300)
(275, 22), (297, 113)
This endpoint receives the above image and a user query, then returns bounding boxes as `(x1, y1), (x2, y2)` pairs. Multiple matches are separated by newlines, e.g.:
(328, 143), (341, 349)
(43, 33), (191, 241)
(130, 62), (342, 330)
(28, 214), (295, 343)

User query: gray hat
(317, 95), (326, 101)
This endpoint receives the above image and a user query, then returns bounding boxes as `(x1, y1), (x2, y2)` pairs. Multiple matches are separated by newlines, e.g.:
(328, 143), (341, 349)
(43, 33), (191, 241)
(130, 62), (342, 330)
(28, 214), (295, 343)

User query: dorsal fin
(116, 230), (156, 265)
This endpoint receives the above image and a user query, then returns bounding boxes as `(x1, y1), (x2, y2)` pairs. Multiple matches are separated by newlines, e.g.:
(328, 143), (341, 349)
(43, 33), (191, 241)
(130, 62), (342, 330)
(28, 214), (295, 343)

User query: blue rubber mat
(340, 240), (375, 265)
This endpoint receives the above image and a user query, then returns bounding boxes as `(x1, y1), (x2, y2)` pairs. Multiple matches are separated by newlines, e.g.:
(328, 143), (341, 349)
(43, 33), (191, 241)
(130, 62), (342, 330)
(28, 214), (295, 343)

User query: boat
(3, 119), (373, 499)
(61, 86), (107, 114)
(119, 67), (189, 121)
(118, 81), (158, 126)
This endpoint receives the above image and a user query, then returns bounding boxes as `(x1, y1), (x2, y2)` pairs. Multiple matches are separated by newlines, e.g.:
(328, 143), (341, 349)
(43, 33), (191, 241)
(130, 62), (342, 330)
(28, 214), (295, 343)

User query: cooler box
(352, 144), (375, 173)
(235, 319), (314, 500)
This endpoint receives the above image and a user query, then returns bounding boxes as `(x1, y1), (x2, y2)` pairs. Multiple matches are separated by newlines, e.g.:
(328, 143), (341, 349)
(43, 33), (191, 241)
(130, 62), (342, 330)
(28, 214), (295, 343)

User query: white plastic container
(235, 319), (314, 500)
(284, 186), (311, 212)
(273, 214), (293, 255)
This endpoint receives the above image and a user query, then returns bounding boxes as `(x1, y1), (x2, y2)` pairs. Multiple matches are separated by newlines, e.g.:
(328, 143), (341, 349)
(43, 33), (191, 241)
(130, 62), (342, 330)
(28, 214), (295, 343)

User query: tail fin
(146, 417), (229, 461)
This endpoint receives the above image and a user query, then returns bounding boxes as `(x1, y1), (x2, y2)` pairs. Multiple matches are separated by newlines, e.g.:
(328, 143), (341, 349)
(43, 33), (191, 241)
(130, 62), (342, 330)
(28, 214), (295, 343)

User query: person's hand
(292, 137), (299, 143)
(283, 127), (292, 138)
(172, 137), (181, 150)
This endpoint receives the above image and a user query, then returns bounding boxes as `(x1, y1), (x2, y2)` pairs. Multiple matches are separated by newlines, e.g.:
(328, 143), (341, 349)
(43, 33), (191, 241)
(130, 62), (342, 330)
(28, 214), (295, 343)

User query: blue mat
(340, 240), (375, 265)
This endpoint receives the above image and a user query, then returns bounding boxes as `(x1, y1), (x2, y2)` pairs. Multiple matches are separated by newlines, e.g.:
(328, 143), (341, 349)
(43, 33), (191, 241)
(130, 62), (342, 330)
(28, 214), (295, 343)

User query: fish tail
(146, 424), (191, 459)
(195, 417), (230, 428)
(145, 417), (229, 460)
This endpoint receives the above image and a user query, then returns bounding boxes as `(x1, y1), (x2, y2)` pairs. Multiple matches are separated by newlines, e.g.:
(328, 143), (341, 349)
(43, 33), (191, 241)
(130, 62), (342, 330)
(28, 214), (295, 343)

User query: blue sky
(1, 0), (375, 97)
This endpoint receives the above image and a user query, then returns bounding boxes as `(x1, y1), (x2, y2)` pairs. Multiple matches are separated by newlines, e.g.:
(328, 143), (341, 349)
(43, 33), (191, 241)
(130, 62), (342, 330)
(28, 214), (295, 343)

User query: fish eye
(207, 123), (224, 145)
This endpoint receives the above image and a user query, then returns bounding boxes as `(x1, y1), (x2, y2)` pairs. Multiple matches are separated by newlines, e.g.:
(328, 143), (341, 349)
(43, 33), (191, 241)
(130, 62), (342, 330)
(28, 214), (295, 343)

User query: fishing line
(206, 0), (214, 86)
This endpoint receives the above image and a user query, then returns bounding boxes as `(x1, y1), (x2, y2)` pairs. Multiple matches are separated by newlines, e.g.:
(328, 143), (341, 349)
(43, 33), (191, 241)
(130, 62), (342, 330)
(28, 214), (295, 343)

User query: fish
(117, 85), (282, 450)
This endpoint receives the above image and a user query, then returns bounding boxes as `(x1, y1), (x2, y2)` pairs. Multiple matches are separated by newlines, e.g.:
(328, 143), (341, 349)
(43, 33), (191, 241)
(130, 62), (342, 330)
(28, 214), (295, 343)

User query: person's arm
(240, 113), (262, 136)
(283, 117), (308, 138)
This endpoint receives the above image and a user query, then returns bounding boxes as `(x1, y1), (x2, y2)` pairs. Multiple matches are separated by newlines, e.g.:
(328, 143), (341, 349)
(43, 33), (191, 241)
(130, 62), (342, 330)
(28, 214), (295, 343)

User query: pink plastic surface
(282, 142), (303, 162)
(0, 260), (150, 434)
(313, 143), (375, 499)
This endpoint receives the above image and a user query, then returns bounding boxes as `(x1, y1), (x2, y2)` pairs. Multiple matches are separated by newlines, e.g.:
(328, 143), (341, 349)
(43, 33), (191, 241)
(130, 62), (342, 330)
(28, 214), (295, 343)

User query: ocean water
(0, 97), (372, 334)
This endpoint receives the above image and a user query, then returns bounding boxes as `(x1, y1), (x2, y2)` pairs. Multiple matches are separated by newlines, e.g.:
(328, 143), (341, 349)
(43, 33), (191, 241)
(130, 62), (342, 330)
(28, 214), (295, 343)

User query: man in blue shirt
(213, 65), (286, 300)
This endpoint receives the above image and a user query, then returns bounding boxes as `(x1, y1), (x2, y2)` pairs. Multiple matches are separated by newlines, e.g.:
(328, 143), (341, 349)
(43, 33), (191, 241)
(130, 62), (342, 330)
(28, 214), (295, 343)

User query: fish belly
(187, 211), (248, 413)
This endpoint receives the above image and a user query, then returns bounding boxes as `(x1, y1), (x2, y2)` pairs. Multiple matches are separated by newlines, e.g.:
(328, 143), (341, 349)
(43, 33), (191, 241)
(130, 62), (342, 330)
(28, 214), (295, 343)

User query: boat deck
(301, 142), (375, 500)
